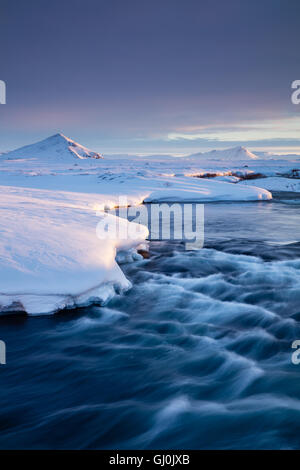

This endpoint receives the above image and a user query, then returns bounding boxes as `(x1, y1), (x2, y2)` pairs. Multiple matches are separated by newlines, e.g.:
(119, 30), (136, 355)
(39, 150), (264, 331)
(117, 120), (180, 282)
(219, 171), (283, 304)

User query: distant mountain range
(1, 134), (300, 162)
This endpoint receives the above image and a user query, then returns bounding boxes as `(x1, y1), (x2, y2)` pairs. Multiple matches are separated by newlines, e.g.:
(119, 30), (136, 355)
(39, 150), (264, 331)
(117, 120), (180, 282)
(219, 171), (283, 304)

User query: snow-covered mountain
(2, 133), (103, 161)
(188, 146), (260, 161)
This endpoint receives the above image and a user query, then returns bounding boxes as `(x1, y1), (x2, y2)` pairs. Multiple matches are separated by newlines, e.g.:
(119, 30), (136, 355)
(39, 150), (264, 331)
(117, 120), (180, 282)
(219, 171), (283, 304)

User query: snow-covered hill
(189, 146), (260, 161)
(2, 133), (103, 162)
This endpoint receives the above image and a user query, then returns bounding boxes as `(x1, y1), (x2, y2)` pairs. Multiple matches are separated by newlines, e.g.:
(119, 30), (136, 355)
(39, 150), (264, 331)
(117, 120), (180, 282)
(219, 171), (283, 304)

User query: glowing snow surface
(0, 186), (148, 315)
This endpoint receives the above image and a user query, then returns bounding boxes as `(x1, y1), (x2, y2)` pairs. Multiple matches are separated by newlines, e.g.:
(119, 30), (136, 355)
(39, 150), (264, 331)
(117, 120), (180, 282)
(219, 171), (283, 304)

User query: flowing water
(1, 201), (300, 449)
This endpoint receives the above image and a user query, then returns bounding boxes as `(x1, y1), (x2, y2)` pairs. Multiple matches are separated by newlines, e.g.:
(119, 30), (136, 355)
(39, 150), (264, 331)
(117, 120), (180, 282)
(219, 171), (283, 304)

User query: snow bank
(144, 178), (272, 202)
(0, 186), (148, 315)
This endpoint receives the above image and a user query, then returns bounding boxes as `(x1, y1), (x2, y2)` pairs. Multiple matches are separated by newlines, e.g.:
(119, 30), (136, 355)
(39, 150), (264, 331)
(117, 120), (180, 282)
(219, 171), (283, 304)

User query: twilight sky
(0, 0), (300, 154)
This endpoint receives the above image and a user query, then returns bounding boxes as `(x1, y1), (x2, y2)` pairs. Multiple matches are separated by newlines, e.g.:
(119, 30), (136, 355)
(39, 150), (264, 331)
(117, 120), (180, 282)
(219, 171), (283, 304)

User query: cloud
(166, 116), (300, 142)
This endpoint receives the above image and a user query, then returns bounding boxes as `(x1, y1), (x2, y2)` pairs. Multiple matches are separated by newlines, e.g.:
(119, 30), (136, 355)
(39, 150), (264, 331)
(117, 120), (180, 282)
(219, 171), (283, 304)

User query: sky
(0, 0), (300, 155)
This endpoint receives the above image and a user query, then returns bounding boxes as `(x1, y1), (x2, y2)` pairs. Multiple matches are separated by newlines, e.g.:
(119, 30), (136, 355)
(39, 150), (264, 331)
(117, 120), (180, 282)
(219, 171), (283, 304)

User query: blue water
(1, 201), (300, 449)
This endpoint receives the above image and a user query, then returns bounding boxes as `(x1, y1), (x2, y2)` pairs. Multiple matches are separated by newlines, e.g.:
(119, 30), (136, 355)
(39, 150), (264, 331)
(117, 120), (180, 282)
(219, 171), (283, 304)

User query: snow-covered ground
(0, 133), (299, 315)
(239, 176), (300, 193)
(0, 185), (148, 315)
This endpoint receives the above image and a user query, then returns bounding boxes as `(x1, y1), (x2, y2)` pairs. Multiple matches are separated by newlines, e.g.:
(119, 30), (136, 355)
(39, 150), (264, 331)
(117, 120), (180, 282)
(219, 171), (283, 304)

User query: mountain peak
(189, 145), (260, 160)
(3, 133), (103, 161)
